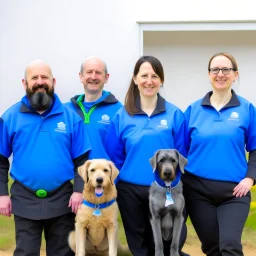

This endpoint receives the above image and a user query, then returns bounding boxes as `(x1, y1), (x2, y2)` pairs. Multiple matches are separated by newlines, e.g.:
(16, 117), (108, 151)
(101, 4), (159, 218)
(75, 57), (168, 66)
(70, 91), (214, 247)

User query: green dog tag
(36, 189), (47, 198)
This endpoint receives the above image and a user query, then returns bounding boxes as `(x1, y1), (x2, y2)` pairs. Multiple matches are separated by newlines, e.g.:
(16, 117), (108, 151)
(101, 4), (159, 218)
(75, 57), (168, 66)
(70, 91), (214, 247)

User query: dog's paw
(155, 250), (164, 256)
(170, 250), (179, 256)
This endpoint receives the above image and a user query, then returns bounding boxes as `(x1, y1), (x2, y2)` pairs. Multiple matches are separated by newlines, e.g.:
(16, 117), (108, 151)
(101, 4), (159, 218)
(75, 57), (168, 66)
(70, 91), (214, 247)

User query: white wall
(144, 31), (256, 111)
(1, 0), (256, 114)
(0, 0), (140, 114)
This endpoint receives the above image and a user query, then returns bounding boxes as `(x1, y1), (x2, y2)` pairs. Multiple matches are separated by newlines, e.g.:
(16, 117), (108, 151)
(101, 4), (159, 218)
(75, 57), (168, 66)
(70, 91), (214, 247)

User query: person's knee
(201, 241), (221, 256)
(220, 236), (242, 254)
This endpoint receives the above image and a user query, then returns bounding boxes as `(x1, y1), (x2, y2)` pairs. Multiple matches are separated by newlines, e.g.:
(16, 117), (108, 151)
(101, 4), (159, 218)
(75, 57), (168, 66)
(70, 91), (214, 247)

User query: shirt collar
(154, 169), (181, 190)
(201, 89), (240, 108)
(82, 199), (116, 209)
(135, 94), (166, 116)
(71, 91), (118, 108)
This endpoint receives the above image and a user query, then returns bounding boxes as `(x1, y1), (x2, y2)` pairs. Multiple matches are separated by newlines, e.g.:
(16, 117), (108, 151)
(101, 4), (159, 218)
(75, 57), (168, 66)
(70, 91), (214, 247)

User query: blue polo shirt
(184, 90), (256, 183)
(105, 95), (186, 186)
(0, 94), (91, 191)
(65, 91), (122, 160)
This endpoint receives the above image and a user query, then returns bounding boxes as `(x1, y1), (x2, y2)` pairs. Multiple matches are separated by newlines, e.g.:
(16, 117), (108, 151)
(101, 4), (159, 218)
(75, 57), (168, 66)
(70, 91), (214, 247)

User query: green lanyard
(77, 95), (97, 124)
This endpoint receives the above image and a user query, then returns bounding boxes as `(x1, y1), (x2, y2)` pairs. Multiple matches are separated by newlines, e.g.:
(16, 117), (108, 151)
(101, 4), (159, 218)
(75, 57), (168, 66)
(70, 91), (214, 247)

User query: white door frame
(138, 20), (256, 55)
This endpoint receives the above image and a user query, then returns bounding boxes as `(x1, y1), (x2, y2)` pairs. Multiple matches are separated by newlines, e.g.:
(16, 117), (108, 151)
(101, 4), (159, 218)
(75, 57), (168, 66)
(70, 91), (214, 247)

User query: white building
(1, 0), (256, 114)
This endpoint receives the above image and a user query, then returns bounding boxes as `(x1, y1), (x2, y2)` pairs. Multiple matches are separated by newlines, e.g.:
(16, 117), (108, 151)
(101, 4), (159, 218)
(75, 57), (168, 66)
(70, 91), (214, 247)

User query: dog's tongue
(95, 187), (103, 197)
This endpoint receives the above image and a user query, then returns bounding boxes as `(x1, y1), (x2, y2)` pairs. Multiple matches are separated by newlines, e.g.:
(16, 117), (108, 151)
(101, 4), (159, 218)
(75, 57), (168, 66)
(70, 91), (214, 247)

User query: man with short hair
(66, 56), (122, 159)
(0, 60), (91, 256)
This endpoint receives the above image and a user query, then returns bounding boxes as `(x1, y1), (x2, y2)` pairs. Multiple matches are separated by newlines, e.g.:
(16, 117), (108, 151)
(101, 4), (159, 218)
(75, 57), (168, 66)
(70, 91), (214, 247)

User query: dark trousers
(117, 181), (188, 256)
(14, 213), (75, 256)
(183, 181), (251, 256)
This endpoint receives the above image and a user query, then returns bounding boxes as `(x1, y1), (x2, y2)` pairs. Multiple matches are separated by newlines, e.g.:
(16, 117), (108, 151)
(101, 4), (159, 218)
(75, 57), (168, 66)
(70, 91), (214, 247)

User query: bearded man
(0, 60), (91, 256)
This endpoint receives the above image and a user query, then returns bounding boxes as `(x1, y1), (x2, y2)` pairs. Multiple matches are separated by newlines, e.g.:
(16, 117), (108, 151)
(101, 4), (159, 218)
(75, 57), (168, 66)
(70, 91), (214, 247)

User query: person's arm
(247, 150), (256, 183)
(174, 106), (192, 159)
(0, 154), (9, 195)
(104, 113), (126, 171)
(0, 117), (12, 216)
(232, 150), (256, 197)
(68, 117), (91, 213)
(173, 109), (187, 158)
(0, 116), (10, 195)
(73, 152), (89, 192)
(233, 104), (256, 197)
(245, 105), (256, 183)
(68, 152), (89, 214)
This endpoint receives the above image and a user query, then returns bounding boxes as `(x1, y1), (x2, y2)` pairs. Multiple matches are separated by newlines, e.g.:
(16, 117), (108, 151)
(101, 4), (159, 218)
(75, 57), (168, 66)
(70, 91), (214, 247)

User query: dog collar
(82, 199), (116, 209)
(82, 199), (116, 217)
(154, 170), (181, 190)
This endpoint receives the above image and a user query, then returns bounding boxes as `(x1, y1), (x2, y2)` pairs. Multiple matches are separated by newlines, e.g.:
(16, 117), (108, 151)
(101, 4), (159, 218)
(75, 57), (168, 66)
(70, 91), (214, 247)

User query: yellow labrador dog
(68, 159), (122, 256)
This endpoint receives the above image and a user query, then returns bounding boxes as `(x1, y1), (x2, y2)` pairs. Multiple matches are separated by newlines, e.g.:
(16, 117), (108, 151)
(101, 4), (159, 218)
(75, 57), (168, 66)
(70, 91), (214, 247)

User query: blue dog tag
(93, 208), (102, 216)
(165, 191), (174, 207)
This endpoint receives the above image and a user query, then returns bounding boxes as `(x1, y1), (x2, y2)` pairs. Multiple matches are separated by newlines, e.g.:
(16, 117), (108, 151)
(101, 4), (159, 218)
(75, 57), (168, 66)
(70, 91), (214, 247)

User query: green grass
(246, 189), (256, 230)
(245, 189), (256, 230)
(1, 208), (256, 251)
(1, 181), (256, 252)
(245, 211), (256, 230)
(0, 215), (14, 250)
(118, 213), (128, 244)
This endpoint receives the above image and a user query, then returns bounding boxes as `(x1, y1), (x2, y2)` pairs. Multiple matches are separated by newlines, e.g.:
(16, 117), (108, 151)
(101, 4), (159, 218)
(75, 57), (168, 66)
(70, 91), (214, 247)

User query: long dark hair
(125, 56), (164, 115)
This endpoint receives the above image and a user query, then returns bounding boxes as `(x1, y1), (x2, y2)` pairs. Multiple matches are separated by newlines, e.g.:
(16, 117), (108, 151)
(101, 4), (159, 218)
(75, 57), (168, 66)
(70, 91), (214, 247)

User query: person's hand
(0, 195), (12, 217)
(68, 192), (83, 214)
(233, 177), (254, 198)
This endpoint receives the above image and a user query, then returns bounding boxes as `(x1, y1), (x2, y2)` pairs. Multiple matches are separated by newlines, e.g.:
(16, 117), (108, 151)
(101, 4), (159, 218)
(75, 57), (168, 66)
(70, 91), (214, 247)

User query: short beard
(26, 84), (54, 111)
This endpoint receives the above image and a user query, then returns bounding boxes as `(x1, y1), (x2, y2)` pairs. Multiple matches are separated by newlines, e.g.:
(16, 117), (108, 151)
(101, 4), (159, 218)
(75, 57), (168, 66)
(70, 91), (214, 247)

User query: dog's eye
(91, 168), (95, 172)
(171, 159), (176, 163)
(103, 169), (109, 172)
(159, 157), (166, 163)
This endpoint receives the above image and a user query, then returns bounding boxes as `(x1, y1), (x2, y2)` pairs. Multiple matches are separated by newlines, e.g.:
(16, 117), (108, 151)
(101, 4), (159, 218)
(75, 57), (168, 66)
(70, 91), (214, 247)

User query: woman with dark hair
(105, 56), (189, 256)
(183, 52), (256, 256)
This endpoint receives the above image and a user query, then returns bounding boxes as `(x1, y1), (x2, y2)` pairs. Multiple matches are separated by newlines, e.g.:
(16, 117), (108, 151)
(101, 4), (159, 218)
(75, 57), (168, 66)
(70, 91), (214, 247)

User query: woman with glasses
(182, 52), (256, 256)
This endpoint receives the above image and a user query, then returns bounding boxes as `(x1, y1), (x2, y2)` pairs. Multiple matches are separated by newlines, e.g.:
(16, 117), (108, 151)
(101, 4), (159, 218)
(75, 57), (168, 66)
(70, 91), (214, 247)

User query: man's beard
(26, 84), (54, 111)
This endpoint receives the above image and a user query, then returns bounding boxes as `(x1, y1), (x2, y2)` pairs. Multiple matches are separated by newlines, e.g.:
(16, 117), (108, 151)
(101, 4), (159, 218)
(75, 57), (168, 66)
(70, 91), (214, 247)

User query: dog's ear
(175, 150), (187, 173)
(149, 150), (160, 172)
(108, 161), (119, 185)
(78, 160), (91, 183)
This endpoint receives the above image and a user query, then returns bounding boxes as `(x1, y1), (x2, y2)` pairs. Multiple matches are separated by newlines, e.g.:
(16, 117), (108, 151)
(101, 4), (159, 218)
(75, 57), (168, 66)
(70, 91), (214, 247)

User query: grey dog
(149, 149), (187, 256)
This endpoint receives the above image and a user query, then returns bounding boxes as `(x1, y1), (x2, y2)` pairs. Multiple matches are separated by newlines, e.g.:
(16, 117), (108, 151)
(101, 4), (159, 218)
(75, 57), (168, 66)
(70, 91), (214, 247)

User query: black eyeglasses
(209, 67), (235, 75)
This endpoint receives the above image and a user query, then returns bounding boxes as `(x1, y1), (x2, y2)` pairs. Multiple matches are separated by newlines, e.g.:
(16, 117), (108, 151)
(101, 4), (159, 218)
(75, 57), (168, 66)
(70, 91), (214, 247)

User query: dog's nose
(164, 172), (172, 178)
(96, 177), (103, 184)
(163, 168), (173, 178)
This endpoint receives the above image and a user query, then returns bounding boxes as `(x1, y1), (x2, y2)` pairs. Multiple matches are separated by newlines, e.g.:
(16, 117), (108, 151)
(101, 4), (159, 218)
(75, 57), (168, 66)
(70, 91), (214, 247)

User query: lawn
(0, 182), (256, 251)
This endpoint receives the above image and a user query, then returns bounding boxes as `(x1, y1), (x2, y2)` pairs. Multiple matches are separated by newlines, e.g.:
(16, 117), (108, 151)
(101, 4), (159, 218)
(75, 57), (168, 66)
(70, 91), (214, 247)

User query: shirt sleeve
(0, 117), (11, 195)
(247, 150), (256, 182)
(104, 113), (126, 171)
(173, 109), (187, 158)
(245, 105), (256, 183)
(0, 154), (10, 195)
(73, 152), (89, 192)
(71, 119), (91, 192)
(183, 106), (192, 158)
(71, 120), (91, 160)
(245, 104), (256, 152)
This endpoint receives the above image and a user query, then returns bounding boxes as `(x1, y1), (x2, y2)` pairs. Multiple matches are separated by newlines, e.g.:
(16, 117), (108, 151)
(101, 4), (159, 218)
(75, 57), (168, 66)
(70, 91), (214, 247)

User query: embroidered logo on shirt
(157, 119), (168, 128)
(98, 114), (110, 124)
(55, 122), (67, 133)
(228, 112), (239, 121)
